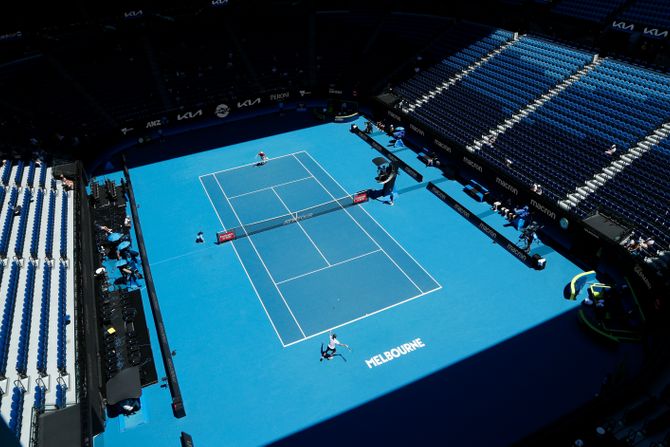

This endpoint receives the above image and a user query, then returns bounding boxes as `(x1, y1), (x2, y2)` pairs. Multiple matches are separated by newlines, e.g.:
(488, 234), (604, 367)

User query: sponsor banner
(268, 91), (290, 102)
(495, 177), (519, 196)
(387, 110), (402, 122)
(176, 109), (203, 122)
(611, 21), (668, 38)
(354, 129), (423, 183)
(328, 87), (344, 96)
(0, 31), (22, 41)
(236, 98), (261, 109)
(215, 104), (231, 118)
(409, 123), (425, 137)
(426, 182), (534, 267)
(433, 138), (452, 154)
(123, 10), (144, 19)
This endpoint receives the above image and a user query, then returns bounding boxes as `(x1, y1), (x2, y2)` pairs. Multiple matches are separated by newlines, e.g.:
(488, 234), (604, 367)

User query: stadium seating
(618, 0), (670, 30)
(397, 36), (593, 147)
(15, 262), (36, 376)
(0, 262), (20, 376)
(45, 190), (56, 260)
(14, 190), (32, 258)
(552, 0), (627, 23)
(30, 190), (45, 259)
(394, 33), (670, 248)
(37, 263), (51, 375)
(1, 160), (12, 186)
(8, 386), (25, 436)
(0, 161), (75, 445)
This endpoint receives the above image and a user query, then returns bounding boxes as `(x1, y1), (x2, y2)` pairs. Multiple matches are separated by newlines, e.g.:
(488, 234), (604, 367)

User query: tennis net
(216, 190), (369, 243)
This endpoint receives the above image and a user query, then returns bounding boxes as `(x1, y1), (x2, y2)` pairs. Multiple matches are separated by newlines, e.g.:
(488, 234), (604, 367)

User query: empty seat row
(60, 190), (68, 260)
(45, 191), (56, 260)
(33, 384), (46, 413)
(55, 383), (66, 409)
(26, 161), (36, 188)
(0, 188), (19, 257)
(1, 160), (12, 186)
(56, 263), (67, 373)
(14, 190), (32, 258)
(16, 262), (36, 376)
(8, 386), (24, 436)
(13, 160), (24, 187)
(0, 262), (20, 377)
(36, 263), (51, 375)
(30, 190), (44, 259)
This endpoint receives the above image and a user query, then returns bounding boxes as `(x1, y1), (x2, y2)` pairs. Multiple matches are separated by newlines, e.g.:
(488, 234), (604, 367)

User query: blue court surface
(200, 151), (440, 346)
(97, 117), (639, 447)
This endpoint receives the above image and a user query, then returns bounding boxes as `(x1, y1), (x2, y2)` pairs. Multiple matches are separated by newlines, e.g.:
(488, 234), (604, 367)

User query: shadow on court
(271, 308), (643, 447)
(397, 177), (448, 195)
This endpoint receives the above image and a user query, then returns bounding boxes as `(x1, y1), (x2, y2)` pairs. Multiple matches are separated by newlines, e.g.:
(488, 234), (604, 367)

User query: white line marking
(213, 175), (307, 338)
(198, 176), (286, 346)
(271, 187), (331, 266)
(226, 176), (313, 200)
(213, 193), (354, 230)
(301, 151), (442, 288)
(198, 150), (307, 178)
(150, 245), (221, 267)
(291, 153), (424, 294)
(276, 249), (381, 285)
(283, 285), (443, 347)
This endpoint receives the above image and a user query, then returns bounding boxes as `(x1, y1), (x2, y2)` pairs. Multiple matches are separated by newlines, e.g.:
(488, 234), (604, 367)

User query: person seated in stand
(123, 215), (132, 229)
(605, 144), (617, 156)
(364, 121), (373, 134)
(531, 183), (543, 195)
(96, 224), (113, 234)
(504, 205), (530, 229)
(60, 175), (74, 191)
(12, 205), (21, 217)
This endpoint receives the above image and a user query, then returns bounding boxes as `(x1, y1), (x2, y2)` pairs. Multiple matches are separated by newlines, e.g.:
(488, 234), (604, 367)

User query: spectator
(605, 144), (617, 156)
(12, 205), (21, 217)
(531, 183), (543, 195)
(96, 224), (113, 234)
(60, 175), (74, 191)
(124, 216), (132, 229)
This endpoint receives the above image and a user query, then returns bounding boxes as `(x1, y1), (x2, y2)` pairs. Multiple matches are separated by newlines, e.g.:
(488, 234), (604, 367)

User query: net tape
(222, 192), (368, 241)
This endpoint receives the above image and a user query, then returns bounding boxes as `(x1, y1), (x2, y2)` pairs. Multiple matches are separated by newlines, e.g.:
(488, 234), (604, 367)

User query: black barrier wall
(121, 155), (185, 419)
(426, 182), (538, 268)
(73, 161), (106, 445)
(352, 127), (423, 182)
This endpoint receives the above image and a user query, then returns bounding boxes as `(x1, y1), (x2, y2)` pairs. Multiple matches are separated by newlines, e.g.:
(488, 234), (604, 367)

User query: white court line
(198, 150), (307, 178)
(213, 174), (307, 338)
(301, 151), (442, 288)
(198, 176), (287, 346)
(276, 249), (381, 285)
(283, 285), (443, 347)
(150, 245), (221, 267)
(226, 176), (313, 200)
(271, 187), (331, 266)
(291, 153), (424, 294)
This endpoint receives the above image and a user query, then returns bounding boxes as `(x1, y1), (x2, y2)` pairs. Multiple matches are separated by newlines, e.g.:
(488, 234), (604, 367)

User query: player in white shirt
(320, 332), (350, 362)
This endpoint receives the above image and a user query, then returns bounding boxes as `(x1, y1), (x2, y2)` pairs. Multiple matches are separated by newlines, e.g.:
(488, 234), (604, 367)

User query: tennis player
(257, 150), (268, 166)
(320, 332), (350, 362)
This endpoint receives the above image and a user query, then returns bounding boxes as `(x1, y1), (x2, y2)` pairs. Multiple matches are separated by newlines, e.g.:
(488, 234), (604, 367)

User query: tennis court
(200, 151), (440, 346)
(95, 117), (639, 447)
